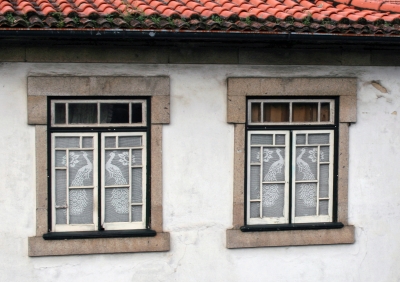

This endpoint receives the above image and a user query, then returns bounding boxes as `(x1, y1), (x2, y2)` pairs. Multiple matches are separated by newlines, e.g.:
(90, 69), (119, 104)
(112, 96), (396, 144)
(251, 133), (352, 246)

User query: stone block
(340, 96), (357, 123)
(26, 46), (169, 63)
(227, 78), (261, 96)
(151, 96), (170, 124)
(151, 205), (163, 232)
(36, 208), (48, 236)
(169, 47), (238, 64)
(342, 49), (371, 66)
(28, 232), (170, 256)
(90, 76), (169, 96)
(233, 124), (245, 228)
(28, 76), (90, 96)
(232, 203), (244, 229)
(227, 95), (246, 124)
(0, 46), (25, 61)
(151, 125), (163, 207)
(28, 96), (47, 125)
(239, 48), (342, 65)
(338, 123), (349, 224)
(36, 126), (48, 210)
(226, 225), (355, 248)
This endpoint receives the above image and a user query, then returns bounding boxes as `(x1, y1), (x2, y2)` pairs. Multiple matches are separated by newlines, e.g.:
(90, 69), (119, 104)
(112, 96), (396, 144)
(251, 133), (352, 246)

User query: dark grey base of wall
(0, 39), (399, 66)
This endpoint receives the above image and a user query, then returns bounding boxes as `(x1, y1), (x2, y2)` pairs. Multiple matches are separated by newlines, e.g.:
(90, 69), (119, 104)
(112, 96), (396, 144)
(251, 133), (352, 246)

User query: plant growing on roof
(211, 15), (223, 25)
(244, 17), (252, 25)
(285, 17), (294, 25)
(150, 16), (161, 27)
(6, 13), (15, 24)
(72, 16), (80, 25)
(302, 13), (312, 26)
(105, 15), (114, 23)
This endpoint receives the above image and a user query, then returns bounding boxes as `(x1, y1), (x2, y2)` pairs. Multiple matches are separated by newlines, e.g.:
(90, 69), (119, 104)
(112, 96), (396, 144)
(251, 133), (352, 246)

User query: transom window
(248, 99), (335, 125)
(50, 98), (148, 232)
(246, 98), (337, 225)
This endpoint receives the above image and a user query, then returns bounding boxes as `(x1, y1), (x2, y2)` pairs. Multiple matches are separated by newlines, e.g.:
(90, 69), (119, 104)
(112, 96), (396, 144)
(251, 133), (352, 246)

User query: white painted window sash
(291, 130), (334, 223)
(51, 133), (98, 232)
(247, 131), (290, 225)
(50, 99), (147, 127)
(101, 132), (147, 230)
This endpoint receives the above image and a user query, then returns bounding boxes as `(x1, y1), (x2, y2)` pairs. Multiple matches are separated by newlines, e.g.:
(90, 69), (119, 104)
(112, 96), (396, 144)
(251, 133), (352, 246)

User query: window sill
(28, 232), (170, 256)
(43, 229), (157, 240)
(240, 222), (344, 232)
(226, 225), (354, 248)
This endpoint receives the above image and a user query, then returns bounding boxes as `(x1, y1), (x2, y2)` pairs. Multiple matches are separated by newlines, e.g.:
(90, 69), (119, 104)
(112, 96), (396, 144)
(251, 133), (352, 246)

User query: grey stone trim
(226, 226), (355, 248)
(28, 77), (170, 256)
(28, 76), (169, 97)
(227, 77), (357, 248)
(28, 233), (170, 256)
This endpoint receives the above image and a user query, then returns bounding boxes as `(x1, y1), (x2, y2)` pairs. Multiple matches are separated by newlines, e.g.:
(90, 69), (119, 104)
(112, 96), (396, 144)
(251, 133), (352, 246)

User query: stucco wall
(0, 63), (399, 281)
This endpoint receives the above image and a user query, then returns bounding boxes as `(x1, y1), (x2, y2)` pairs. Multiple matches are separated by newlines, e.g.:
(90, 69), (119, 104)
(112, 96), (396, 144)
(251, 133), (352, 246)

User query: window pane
(320, 103), (330, 122)
(55, 103), (66, 124)
(55, 137), (79, 148)
(262, 184), (284, 217)
(69, 151), (94, 187)
(251, 134), (273, 145)
(131, 168), (143, 203)
(105, 137), (116, 148)
(100, 103), (129, 124)
(105, 188), (129, 222)
(263, 103), (289, 122)
(69, 189), (93, 224)
(68, 103), (97, 124)
(104, 150), (129, 186)
(250, 166), (260, 200)
(319, 200), (329, 215)
(295, 183), (317, 216)
(251, 103), (261, 122)
(295, 147), (317, 181)
(56, 208), (67, 224)
(131, 206), (142, 222)
(250, 202), (260, 218)
(82, 137), (93, 148)
(319, 164), (329, 198)
(132, 149), (142, 166)
(131, 103), (143, 123)
(263, 147), (285, 182)
(292, 103), (318, 122)
(308, 133), (330, 145)
(55, 170), (67, 206)
(119, 136), (141, 147)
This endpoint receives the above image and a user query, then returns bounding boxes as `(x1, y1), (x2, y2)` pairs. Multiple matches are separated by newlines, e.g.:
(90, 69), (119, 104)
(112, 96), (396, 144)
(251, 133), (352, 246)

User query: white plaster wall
(0, 63), (399, 282)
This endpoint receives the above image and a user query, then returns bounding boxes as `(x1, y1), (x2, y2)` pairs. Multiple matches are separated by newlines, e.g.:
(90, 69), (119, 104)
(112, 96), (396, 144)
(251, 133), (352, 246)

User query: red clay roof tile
(0, 0), (399, 36)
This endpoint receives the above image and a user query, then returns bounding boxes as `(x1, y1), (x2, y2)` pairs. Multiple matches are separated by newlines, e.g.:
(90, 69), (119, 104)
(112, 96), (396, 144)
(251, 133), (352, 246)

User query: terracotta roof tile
(0, 0), (399, 36)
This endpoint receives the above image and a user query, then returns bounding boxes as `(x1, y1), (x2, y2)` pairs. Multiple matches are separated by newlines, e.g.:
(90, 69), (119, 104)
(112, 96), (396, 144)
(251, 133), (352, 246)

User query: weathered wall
(0, 63), (399, 281)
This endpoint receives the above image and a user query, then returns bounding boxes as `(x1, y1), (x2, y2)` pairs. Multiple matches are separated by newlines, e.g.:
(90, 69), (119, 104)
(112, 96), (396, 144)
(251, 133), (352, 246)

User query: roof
(1, 0), (400, 36)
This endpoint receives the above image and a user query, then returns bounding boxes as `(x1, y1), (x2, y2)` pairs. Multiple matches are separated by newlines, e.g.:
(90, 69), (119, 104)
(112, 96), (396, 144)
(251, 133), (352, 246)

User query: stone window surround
(226, 77), (356, 248)
(27, 76), (170, 256)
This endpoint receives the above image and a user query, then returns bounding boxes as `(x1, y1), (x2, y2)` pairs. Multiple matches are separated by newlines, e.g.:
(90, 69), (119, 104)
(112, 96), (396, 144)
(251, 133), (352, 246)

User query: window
(27, 76), (170, 256)
(226, 77), (356, 248)
(50, 99), (148, 232)
(246, 99), (336, 226)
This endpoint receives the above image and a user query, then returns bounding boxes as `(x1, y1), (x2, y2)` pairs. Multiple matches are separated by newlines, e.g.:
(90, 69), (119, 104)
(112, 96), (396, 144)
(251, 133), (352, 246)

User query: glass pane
(132, 103), (143, 123)
(292, 103), (318, 122)
(69, 151), (94, 187)
(118, 136), (141, 147)
(319, 164), (329, 198)
(250, 134), (273, 145)
(55, 150), (66, 167)
(82, 137), (93, 148)
(295, 147), (317, 181)
(263, 103), (289, 122)
(55, 137), (79, 148)
(308, 133), (330, 145)
(250, 202), (260, 218)
(262, 184), (284, 217)
(319, 200), (329, 215)
(54, 103), (66, 124)
(69, 189), (93, 224)
(296, 134), (306, 145)
(320, 146), (330, 162)
(104, 150), (129, 186)
(250, 147), (260, 163)
(100, 103), (129, 124)
(55, 170), (67, 206)
(131, 206), (142, 222)
(105, 188), (129, 222)
(132, 149), (142, 166)
(250, 165), (260, 200)
(263, 147), (285, 182)
(56, 208), (67, 224)
(251, 103), (261, 122)
(68, 103), (97, 124)
(105, 137), (116, 148)
(295, 183), (317, 216)
(320, 103), (330, 122)
(132, 168), (143, 203)
(275, 134), (285, 145)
